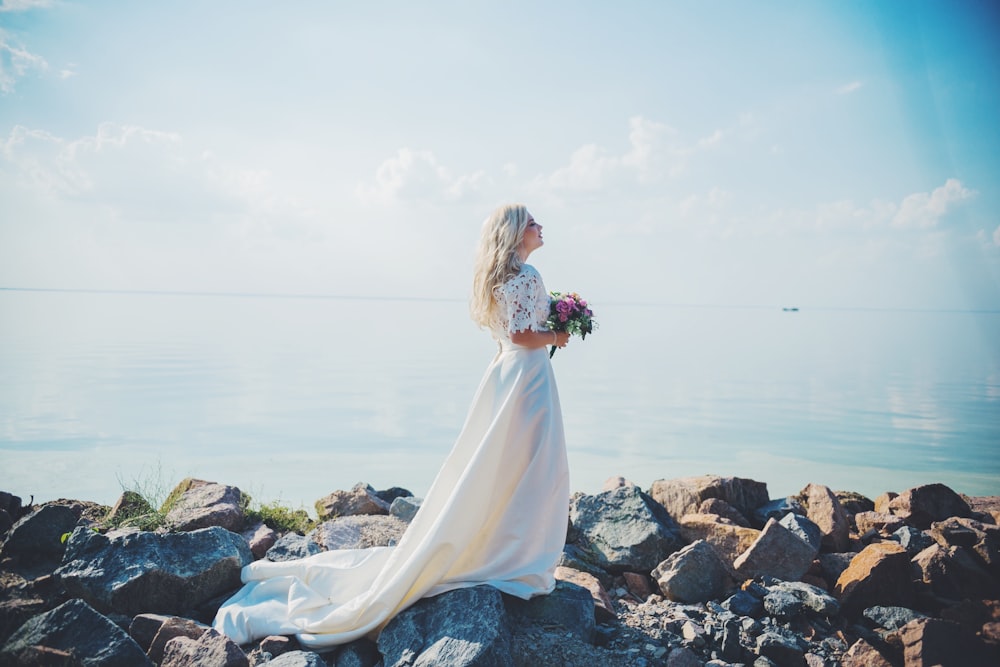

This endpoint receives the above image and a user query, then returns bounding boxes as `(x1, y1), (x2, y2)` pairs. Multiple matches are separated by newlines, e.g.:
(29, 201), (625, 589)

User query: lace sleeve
(499, 265), (550, 334)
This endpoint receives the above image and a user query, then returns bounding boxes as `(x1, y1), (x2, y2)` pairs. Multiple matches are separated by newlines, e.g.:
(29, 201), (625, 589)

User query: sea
(1, 289), (998, 513)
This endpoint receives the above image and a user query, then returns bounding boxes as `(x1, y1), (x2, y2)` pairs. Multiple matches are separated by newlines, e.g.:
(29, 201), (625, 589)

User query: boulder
(928, 516), (1000, 575)
(389, 496), (422, 523)
(854, 511), (905, 536)
(333, 639), (380, 667)
(505, 580), (596, 644)
(266, 532), (323, 561)
(762, 589), (804, 619)
(764, 581), (839, 616)
(160, 628), (248, 667)
(841, 637), (895, 667)
(147, 616), (211, 664)
(721, 589), (765, 618)
(697, 498), (751, 527)
(0, 504), (78, 562)
(569, 485), (683, 572)
(553, 566), (614, 621)
(800, 483), (851, 553)
(268, 651), (329, 666)
(0, 491), (24, 523)
(835, 491), (875, 516)
(621, 571), (655, 600)
(834, 542), (914, 617)
(890, 525), (935, 554)
(910, 543), (1000, 603)
(873, 492), (897, 515)
(678, 513), (761, 566)
(648, 475), (769, 523)
(242, 522), (278, 560)
(733, 518), (818, 582)
(164, 479), (245, 533)
(887, 483), (973, 529)
(966, 495), (1000, 525)
(862, 605), (927, 631)
(752, 496), (805, 526)
(601, 475), (637, 491)
(0, 598), (151, 666)
(755, 630), (804, 666)
(778, 512), (823, 554)
(315, 483), (390, 521)
(899, 616), (994, 667)
(309, 515), (407, 551)
(56, 525), (252, 616)
(653, 539), (734, 603)
(377, 585), (513, 667)
(817, 552), (855, 588)
(106, 491), (154, 526)
(128, 613), (174, 652)
(373, 487), (412, 505)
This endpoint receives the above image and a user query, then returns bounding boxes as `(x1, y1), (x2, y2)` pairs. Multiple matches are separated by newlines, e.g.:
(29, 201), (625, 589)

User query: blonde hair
(470, 203), (532, 329)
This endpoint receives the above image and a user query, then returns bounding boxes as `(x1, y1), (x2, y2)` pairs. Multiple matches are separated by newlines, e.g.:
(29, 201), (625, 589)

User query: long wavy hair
(470, 203), (532, 329)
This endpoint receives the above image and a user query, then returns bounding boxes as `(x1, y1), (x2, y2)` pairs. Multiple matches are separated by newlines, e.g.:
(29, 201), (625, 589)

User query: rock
(966, 495), (1000, 524)
(56, 525), (252, 616)
(506, 580), (596, 644)
(333, 639), (380, 667)
(106, 491), (154, 526)
(389, 496), (422, 523)
(910, 542), (1000, 603)
(899, 616), (993, 667)
(755, 630), (804, 666)
(862, 605), (927, 631)
(0, 596), (57, 648)
(763, 589), (804, 619)
(841, 637), (895, 667)
(873, 492), (897, 515)
(309, 515), (408, 550)
(678, 513), (761, 565)
(835, 491), (875, 516)
(378, 585), (513, 666)
(721, 589), (765, 617)
(242, 522), (278, 560)
(315, 483), (390, 521)
(0, 504), (78, 562)
(128, 613), (173, 651)
(853, 511), (905, 536)
(0, 598), (152, 666)
(834, 542), (914, 617)
(373, 487), (412, 505)
(800, 483), (851, 553)
(817, 553), (855, 590)
(697, 498), (751, 527)
(601, 475), (637, 491)
(753, 497), (805, 526)
(666, 646), (702, 666)
(569, 485), (683, 572)
(266, 533), (322, 561)
(164, 479), (245, 533)
(928, 516), (1000, 575)
(648, 475), (770, 523)
(554, 566), (615, 621)
(889, 525), (935, 554)
(766, 581), (839, 616)
(160, 628), (248, 667)
(147, 616), (211, 664)
(0, 491), (24, 522)
(653, 539), (734, 603)
(734, 518), (818, 582)
(268, 651), (329, 666)
(778, 512), (823, 554)
(887, 483), (973, 530)
(622, 571), (655, 600)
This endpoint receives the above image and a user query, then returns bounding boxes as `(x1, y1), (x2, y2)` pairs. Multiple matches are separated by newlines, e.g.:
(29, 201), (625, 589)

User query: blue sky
(2, 0), (998, 309)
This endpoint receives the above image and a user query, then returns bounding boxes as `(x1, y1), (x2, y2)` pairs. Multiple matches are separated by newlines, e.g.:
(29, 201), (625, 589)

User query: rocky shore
(1, 475), (998, 666)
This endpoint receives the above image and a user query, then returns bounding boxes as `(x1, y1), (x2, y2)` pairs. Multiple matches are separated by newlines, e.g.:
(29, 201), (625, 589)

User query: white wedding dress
(213, 264), (570, 649)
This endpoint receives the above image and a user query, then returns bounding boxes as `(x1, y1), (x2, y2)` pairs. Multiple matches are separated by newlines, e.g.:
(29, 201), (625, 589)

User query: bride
(213, 204), (572, 648)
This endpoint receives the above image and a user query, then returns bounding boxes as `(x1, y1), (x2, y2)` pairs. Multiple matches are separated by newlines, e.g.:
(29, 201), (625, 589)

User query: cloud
(0, 29), (48, 93)
(891, 178), (974, 229)
(836, 81), (863, 95)
(355, 148), (487, 204)
(0, 0), (54, 11)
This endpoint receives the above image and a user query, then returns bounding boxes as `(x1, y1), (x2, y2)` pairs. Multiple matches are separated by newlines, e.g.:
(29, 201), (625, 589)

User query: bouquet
(547, 291), (597, 358)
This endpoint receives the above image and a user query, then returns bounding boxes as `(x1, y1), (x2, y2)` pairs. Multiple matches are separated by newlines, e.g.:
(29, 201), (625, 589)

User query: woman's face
(518, 214), (544, 258)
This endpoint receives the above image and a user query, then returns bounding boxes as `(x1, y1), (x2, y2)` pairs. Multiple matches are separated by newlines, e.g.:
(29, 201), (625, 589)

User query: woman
(213, 203), (571, 648)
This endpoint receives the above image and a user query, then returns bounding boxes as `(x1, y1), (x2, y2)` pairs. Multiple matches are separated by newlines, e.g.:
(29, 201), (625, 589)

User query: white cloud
(0, 29), (48, 93)
(0, 0), (54, 12)
(355, 148), (486, 204)
(891, 178), (974, 229)
(836, 81), (863, 95)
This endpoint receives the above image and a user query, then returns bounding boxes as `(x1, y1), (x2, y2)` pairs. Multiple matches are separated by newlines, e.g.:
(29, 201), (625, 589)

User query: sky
(1, 0), (999, 310)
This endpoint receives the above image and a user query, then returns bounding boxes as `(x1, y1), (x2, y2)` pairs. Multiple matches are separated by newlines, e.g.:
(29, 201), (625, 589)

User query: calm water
(1, 289), (998, 512)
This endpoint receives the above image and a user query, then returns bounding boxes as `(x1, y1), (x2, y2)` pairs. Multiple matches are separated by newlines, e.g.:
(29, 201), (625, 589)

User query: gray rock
(505, 580), (596, 643)
(56, 525), (252, 616)
(164, 479), (246, 532)
(753, 496), (805, 526)
(160, 627), (248, 667)
(778, 512), (823, 553)
(0, 598), (152, 666)
(315, 483), (390, 521)
(863, 605), (928, 631)
(334, 639), (380, 667)
(389, 496), (423, 523)
(763, 589), (804, 618)
(890, 525), (934, 554)
(756, 631), (804, 666)
(817, 552), (854, 587)
(698, 498), (751, 527)
(767, 581), (839, 616)
(377, 585), (513, 667)
(721, 590), (765, 618)
(666, 646), (703, 666)
(887, 483), (972, 529)
(648, 475), (770, 523)
(734, 518), (818, 582)
(374, 487), (413, 505)
(267, 532), (323, 561)
(569, 485), (683, 572)
(653, 539), (733, 603)
(269, 650), (329, 666)
(0, 504), (78, 561)
(309, 515), (408, 550)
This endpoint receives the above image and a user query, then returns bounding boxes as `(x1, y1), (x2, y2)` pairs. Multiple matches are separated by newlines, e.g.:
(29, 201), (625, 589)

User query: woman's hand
(552, 331), (570, 349)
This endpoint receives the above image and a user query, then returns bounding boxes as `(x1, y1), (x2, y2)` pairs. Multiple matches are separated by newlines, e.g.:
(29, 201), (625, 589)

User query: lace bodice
(491, 264), (551, 341)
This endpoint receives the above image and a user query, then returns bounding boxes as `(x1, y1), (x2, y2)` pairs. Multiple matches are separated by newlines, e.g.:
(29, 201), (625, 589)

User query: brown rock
(163, 480), (245, 532)
(911, 543), (1000, 603)
(653, 539), (734, 603)
(147, 617), (210, 664)
(678, 513), (761, 566)
(309, 515), (407, 550)
(887, 483), (972, 530)
(966, 496), (1000, 525)
(928, 516), (1000, 575)
(899, 616), (994, 667)
(835, 542), (914, 616)
(622, 571), (655, 600)
(314, 483), (390, 521)
(841, 637), (895, 667)
(855, 511), (906, 536)
(128, 613), (173, 652)
(697, 498), (751, 527)
(733, 517), (819, 582)
(874, 492), (898, 515)
(647, 475), (769, 523)
(106, 491), (154, 526)
(801, 483), (851, 552)
(836, 490), (875, 516)
(241, 522), (277, 560)
(160, 629), (248, 667)
(554, 566), (615, 621)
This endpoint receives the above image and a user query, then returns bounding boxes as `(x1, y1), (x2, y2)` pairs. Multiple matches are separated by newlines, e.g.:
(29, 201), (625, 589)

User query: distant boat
(782, 307), (799, 312)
